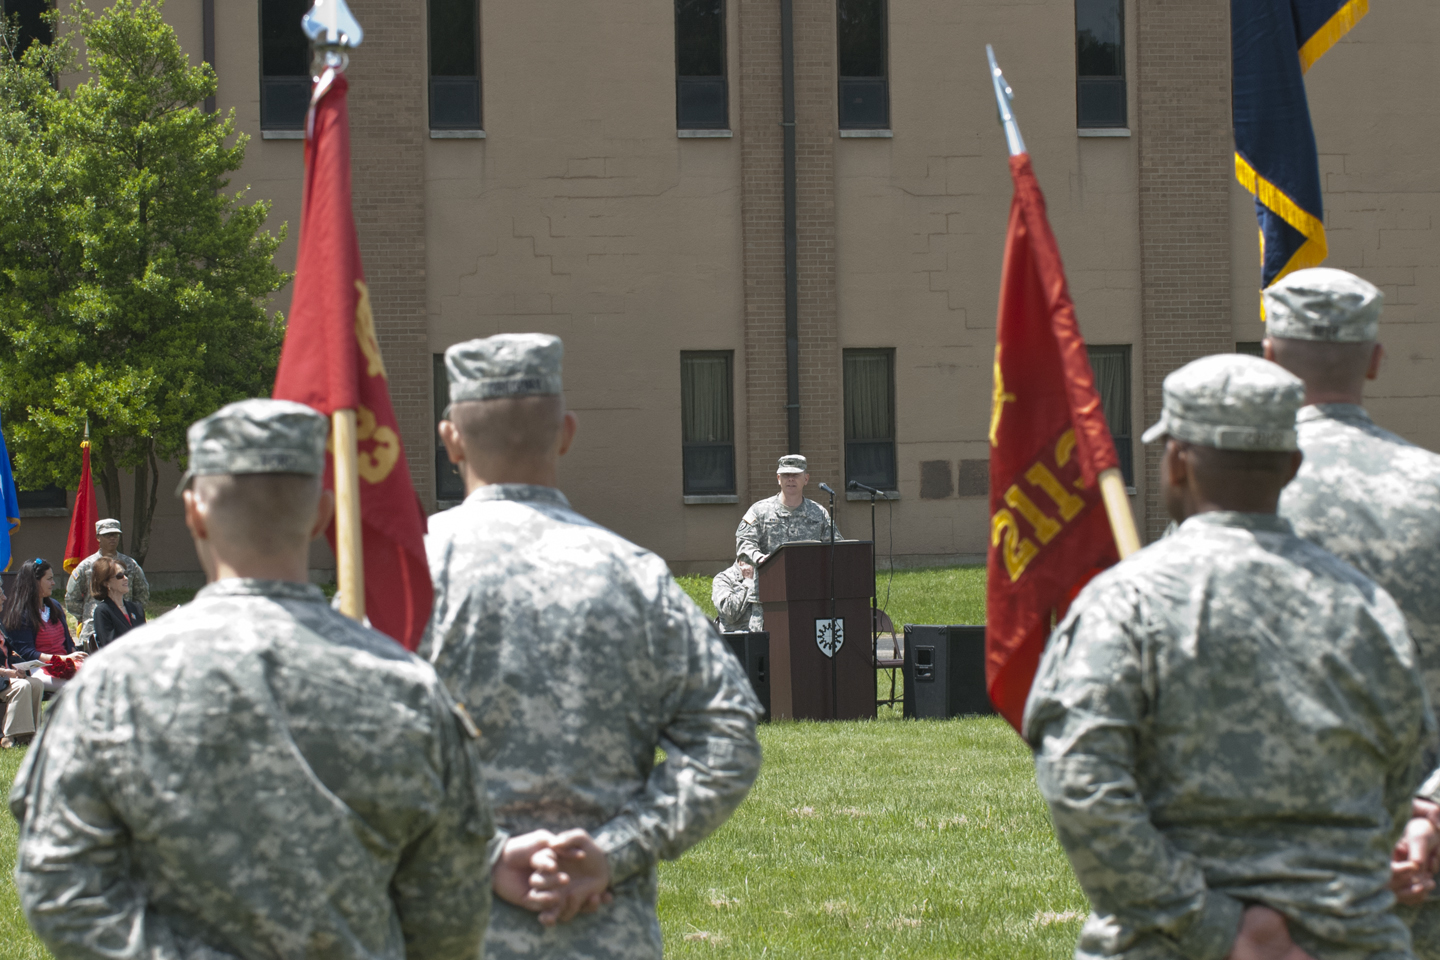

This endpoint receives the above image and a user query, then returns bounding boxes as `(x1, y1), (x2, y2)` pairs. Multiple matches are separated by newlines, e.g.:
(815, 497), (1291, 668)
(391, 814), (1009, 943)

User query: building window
(16, 484), (63, 510)
(675, 0), (726, 129)
(430, 0), (481, 130)
(1235, 341), (1263, 357)
(260, 0), (311, 131)
(837, 0), (888, 129)
(843, 348), (896, 490)
(433, 354), (465, 503)
(2, 0), (52, 58)
(1087, 345), (1132, 486)
(1076, 0), (1125, 128)
(680, 352), (736, 496)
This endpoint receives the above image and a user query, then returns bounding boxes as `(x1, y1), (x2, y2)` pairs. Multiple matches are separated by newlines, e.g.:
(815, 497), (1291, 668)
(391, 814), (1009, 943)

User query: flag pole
(986, 45), (1141, 560)
(306, 0), (367, 620)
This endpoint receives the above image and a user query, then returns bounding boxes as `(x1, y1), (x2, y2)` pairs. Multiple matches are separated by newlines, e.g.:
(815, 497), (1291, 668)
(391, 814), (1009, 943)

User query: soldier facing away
(11, 399), (501, 960)
(711, 556), (764, 633)
(1026, 354), (1435, 960)
(422, 333), (763, 960)
(1264, 267), (1440, 948)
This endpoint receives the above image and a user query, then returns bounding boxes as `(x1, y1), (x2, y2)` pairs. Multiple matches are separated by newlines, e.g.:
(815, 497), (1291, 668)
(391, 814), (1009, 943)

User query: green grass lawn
(678, 564), (986, 628)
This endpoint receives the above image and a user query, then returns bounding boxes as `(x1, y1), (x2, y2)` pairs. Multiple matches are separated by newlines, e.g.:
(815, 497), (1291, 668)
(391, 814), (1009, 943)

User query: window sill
(839, 129), (893, 138)
(435, 499), (463, 511)
(683, 494), (739, 505)
(19, 507), (69, 518)
(1126, 486), (1137, 496)
(678, 129), (732, 138)
(1077, 128), (1130, 138)
(261, 129), (305, 140)
(847, 490), (899, 501)
(432, 129), (486, 139)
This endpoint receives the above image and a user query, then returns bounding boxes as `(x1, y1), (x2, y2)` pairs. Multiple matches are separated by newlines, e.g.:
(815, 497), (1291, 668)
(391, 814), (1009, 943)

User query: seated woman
(91, 556), (146, 648)
(0, 580), (44, 748)
(3, 558), (86, 693)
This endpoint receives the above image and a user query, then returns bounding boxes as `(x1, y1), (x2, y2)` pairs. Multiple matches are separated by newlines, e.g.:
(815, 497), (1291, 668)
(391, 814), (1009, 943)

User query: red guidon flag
(63, 440), (99, 573)
(273, 69), (432, 650)
(986, 154), (1123, 731)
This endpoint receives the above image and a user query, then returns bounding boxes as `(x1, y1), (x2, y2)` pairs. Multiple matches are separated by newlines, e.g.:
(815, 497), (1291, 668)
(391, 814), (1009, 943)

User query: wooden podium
(757, 540), (875, 721)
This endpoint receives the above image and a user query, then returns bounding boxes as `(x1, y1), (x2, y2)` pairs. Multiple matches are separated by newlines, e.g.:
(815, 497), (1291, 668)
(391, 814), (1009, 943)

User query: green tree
(0, 0), (287, 563)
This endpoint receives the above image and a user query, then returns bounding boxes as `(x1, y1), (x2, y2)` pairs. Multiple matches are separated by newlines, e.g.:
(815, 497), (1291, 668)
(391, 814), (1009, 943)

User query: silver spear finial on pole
(986, 44), (1026, 157)
(303, 0), (363, 75)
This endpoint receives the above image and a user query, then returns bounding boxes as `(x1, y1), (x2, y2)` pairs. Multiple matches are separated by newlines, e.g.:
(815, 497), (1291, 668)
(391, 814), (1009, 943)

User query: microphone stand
(849, 481), (880, 669)
(826, 484), (838, 721)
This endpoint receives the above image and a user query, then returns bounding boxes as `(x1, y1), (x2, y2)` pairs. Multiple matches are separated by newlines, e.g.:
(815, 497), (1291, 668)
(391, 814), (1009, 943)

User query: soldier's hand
(1226, 905), (1315, 960)
(493, 830), (560, 911)
(527, 829), (613, 926)
(1390, 816), (1440, 905)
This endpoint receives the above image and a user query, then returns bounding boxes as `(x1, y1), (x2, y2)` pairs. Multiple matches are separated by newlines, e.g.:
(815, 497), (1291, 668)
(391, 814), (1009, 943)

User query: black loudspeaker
(902, 625), (994, 719)
(724, 631), (771, 722)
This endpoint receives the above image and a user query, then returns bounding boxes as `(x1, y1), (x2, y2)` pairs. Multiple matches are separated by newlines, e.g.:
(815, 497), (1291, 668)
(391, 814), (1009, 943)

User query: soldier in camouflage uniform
(1025, 354), (1436, 960)
(711, 557), (763, 633)
(64, 517), (150, 642)
(734, 454), (841, 567)
(1264, 268), (1440, 950)
(423, 334), (763, 960)
(10, 399), (501, 960)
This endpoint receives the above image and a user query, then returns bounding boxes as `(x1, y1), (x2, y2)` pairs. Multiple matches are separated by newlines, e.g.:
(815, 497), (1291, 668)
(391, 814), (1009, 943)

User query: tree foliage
(0, 0), (288, 562)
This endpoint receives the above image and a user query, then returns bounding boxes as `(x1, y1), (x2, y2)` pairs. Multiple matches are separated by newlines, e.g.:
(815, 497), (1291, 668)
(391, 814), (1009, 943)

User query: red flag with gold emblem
(986, 154), (1122, 731)
(63, 441), (99, 574)
(272, 69), (431, 650)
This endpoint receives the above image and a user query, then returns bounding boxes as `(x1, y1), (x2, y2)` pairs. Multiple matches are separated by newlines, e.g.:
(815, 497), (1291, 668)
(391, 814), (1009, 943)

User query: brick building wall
(738, 0), (841, 505)
(346, 0), (435, 513)
(1135, 0), (1235, 540)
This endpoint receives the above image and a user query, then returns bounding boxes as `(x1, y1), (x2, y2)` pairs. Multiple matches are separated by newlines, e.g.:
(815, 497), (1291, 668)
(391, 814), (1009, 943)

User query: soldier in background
(64, 517), (150, 628)
(735, 454), (841, 568)
(424, 333), (763, 960)
(11, 399), (501, 960)
(1026, 355), (1434, 960)
(711, 556), (763, 633)
(1264, 267), (1440, 946)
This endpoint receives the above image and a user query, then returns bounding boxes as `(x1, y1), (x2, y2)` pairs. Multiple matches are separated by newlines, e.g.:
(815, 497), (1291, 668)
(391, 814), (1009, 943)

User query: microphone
(818, 482), (836, 496)
(847, 480), (882, 494)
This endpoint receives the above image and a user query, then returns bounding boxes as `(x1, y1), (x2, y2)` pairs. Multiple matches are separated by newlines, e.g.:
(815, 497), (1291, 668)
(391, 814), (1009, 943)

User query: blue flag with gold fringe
(0, 413), (20, 573)
(1232, 0), (1368, 295)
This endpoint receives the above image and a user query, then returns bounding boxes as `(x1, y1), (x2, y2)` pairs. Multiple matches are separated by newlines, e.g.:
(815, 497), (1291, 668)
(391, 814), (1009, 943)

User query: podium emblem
(815, 618), (844, 659)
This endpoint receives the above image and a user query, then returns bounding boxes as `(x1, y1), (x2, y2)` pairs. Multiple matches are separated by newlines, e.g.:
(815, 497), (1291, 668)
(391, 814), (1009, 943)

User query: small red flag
(273, 70), (432, 650)
(986, 154), (1123, 731)
(63, 441), (99, 574)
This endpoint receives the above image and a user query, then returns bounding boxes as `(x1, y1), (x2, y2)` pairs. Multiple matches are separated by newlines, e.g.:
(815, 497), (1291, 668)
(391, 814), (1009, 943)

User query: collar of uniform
(1180, 510), (1294, 536)
(774, 494), (805, 513)
(465, 483), (572, 509)
(1297, 402), (1371, 426)
(196, 579), (328, 603)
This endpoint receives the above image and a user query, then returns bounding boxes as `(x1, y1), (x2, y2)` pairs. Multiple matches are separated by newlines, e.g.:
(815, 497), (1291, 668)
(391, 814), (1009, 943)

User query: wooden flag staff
(987, 45), (1141, 561)
(305, 0), (366, 620)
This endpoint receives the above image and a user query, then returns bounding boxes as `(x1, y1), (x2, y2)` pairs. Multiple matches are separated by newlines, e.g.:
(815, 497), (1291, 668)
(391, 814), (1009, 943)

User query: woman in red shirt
(3, 558), (86, 692)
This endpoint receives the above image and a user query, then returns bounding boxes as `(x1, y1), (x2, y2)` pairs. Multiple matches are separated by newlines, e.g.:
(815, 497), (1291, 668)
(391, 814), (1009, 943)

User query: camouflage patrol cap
(445, 334), (564, 406)
(177, 399), (328, 494)
(1141, 354), (1304, 452)
(1264, 267), (1383, 342)
(95, 518), (122, 536)
(777, 454), (808, 474)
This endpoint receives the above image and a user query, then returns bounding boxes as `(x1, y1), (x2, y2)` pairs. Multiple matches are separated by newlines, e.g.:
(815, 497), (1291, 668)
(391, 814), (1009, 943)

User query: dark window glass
(680, 352), (736, 495)
(1076, 0), (1125, 128)
(1087, 345), (1133, 486)
(843, 348), (896, 490)
(675, 0), (726, 129)
(837, 0), (888, 129)
(2, 0), (52, 57)
(1235, 341), (1264, 357)
(433, 354), (465, 502)
(430, 0), (481, 129)
(260, 0), (310, 130)
(16, 484), (63, 510)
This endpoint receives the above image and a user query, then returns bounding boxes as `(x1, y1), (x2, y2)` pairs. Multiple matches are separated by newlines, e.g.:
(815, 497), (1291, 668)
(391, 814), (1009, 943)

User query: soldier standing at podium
(735, 454), (842, 568)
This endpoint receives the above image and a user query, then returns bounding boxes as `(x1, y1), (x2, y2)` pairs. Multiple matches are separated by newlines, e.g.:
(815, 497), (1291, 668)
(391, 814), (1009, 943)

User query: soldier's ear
(557, 411), (578, 457)
(438, 420), (466, 465)
(310, 490), (335, 542)
(1366, 343), (1384, 381)
(182, 489), (208, 542)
